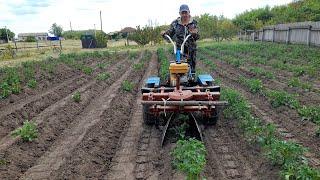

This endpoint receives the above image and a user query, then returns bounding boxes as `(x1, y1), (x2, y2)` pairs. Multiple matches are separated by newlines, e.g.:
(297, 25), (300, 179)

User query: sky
(0, 0), (292, 35)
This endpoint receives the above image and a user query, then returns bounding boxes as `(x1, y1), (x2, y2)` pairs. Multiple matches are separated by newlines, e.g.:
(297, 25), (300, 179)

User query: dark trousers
(184, 47), (196, 73)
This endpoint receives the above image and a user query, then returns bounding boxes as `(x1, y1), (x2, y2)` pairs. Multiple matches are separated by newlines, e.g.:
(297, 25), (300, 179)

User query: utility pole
(100, 10), (103, 32)
(5, 26), (9, 42)
(70, 21), (73, 32)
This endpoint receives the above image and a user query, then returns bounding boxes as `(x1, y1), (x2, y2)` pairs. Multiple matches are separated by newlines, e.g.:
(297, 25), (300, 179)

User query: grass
(72, 91), (81, 102)
(27, 79), (37, 89)
(121, 80), (134, 92)
(11, 120), (38, 142)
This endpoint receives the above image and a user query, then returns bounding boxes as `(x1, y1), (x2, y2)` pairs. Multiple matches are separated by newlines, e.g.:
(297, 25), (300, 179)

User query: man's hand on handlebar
(189, 27), (198, 35)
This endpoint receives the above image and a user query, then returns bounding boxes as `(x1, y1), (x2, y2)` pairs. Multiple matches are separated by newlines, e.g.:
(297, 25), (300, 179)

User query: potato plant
(11, 120), (38, 142)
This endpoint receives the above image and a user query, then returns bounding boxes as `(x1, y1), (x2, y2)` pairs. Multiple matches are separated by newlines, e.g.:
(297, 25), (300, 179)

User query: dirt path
(105, 53), (160, 180)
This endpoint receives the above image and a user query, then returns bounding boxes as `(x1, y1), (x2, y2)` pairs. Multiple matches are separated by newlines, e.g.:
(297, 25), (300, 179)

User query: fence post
(244, 30), (247, 41)
(272, 28), (275, 43)
(14, 39), (18, 51)
(307, 25), (312, 46)
(239, 31), (242, 40)
(286, 27), (291, 44)
(36, 39), (39, 49)
(253, 32), (255, 41)
(59, 39), (62, 50)
(261, 29), (264, 42)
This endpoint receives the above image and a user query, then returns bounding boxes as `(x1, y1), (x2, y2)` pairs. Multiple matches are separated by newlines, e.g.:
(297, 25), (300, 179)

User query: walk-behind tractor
(141, 35), (228, 146)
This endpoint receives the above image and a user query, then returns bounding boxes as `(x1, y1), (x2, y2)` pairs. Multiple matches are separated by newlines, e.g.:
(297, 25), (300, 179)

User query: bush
(96, 31), (108, 48)
(11, 120), (38, 142)
(25, 36), (36, 42)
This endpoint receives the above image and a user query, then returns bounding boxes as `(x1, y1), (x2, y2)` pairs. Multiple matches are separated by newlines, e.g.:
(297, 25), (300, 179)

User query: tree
(0, 28), (15, 41)
(49, 23), (63, 37)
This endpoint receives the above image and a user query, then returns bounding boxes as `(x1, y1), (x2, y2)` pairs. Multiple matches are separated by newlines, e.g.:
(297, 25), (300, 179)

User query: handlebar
(164, 34), (192, 55)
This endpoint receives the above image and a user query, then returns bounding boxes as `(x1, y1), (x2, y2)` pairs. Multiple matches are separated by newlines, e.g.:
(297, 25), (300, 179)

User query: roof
(120, 27), (136, 33)
(18, 32), (48, 37)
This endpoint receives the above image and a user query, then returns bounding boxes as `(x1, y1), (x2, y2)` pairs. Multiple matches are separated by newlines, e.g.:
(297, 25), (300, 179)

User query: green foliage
(288, 78), (312, 91)
(233, 0), (320, 30)
(25, 36), (36, 42)
(49, 23), (63, 37)
(157, 48), (169, 81)
(264, 139), (306, 166)
(266, 90), (300, 109)
(249, 67), (274, 79)
(171, 138), (206, 180)
(121, 80), (134, 92)
(133, 62), (144, 71)
(27, 79), (37, 89)
(97, 62), (108, 69)
(0, 82), (11, 99)
(220, 87), (319, 179)
(298, 106), (320, 124)
(11, 120), (38, 142)
(129, 51), (138, 60)
(96, 73), (110, 81)
(0, 28), (15, 40)
(239, 76), (263, 93)
(96, 31), (108, 48)
(82, 66), (93, 75)
(195, 14), (237, 41)
(72, 91), (81, 103)
(0, 45), (16, 60)
(128, 25), (162, 45)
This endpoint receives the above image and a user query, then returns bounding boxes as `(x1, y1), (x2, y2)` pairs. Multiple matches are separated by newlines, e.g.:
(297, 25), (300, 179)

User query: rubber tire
(143, 105), (156, 125)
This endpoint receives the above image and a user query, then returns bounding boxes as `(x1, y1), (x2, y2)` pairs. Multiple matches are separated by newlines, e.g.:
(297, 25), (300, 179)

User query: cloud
(11, 7), (38, 15)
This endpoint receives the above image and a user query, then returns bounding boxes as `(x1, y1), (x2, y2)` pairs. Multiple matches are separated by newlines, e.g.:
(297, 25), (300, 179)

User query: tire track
(105, 53), (160, 180)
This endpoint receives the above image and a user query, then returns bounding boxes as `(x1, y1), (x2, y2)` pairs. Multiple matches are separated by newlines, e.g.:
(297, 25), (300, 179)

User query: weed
(97, 63), (108, 69)
(96, 73), (110, 81)
(11, 120), (38, 142)
(72, 91), (81, 102)
(82, 66), (93, 75)
(27, 79), (37, 89)
(288, 78), (312, 91)
(0, 82), (11, 98)
(133, 62), (144, 71)
(122, 80), (134, 92)
(171, 138), (206, 180)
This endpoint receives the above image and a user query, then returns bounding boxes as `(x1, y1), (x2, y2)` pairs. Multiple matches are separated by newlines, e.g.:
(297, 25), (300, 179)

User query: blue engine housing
(145, 76), (160, 88)
(197, 74), (214, 86)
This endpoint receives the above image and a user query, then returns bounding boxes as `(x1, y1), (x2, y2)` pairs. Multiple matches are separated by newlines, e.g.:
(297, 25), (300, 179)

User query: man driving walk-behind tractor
(142, 5), (228, 146)
(161, 4), (199, 75)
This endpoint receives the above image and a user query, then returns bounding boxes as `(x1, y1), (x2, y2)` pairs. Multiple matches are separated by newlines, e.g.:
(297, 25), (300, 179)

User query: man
(161, 4), (200, 73)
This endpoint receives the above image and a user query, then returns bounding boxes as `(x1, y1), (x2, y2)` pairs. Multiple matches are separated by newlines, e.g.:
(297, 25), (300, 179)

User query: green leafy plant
(266, 90), (300, 109)
(97, 63), (108, 69)
(96, 73), (110, 81)
(171, 138), (207, 180)
(239, 76), (263, 93)
(0, 82), (12, 98)
(82, 66), (93, 75)
(298, 106), (320, 124)
(72, 91), (81, 102)
(122, 80), (134, 92)
(11, 120), (38, 142)
(133, 62), (144, 70)
(27, 79), (37, 89)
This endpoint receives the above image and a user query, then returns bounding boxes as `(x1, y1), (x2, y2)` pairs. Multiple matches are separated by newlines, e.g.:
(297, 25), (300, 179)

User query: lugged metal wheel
(142, 105), (157, 125)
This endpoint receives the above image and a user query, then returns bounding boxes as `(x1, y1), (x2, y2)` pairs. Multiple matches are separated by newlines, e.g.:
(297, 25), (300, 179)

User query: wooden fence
(238, 21), (320, 47)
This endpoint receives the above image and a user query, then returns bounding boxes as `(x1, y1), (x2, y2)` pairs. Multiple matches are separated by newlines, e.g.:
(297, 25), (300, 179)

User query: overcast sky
(0, 0), (292, 35)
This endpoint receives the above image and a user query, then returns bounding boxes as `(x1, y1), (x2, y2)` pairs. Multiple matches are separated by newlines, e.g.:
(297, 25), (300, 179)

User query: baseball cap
(179, 4), (190, 13)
